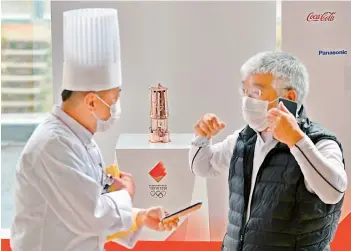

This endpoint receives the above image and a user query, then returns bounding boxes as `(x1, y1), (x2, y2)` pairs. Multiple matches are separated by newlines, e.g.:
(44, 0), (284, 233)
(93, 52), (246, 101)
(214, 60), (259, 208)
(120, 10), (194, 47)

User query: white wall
(282, 1), (351, 220)
(51, 1), (276, 164)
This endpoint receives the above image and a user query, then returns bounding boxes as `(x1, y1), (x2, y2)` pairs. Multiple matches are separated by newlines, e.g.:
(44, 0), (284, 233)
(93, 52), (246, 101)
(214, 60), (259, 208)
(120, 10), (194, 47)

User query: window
(1, 0), (53, 229)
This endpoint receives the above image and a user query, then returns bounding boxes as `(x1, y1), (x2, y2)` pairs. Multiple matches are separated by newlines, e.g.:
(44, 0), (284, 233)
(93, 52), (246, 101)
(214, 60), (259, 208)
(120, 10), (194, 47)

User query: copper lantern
(149, 83), (170, 143)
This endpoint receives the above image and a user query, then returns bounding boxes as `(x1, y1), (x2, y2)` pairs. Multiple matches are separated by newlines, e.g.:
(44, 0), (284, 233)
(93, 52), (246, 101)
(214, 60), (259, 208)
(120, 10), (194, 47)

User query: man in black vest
(189, 51), (347, 251)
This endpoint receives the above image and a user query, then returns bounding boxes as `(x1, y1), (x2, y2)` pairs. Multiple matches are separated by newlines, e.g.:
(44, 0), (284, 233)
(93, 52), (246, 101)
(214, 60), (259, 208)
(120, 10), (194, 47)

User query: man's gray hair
(240, 51), (309, 106)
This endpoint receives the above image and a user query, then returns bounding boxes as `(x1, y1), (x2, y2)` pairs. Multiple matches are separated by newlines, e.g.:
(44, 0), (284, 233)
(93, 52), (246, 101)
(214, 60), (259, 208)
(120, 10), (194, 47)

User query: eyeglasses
(239, 86), (293, 99)
(238, 87), (262, 98)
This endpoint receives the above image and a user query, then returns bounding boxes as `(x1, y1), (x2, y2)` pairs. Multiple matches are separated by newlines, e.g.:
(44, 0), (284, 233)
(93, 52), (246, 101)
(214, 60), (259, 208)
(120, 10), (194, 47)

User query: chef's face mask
(241, 96), (278, 132)
(93, 94), (121, 132)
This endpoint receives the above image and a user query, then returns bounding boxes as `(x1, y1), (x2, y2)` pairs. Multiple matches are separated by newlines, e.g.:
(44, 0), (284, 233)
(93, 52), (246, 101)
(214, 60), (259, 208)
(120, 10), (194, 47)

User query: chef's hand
(267, 101), (304, 148)
(195, 113), (226, 139)
(136, 207), (179, 231)
(111, 172), (135, 201)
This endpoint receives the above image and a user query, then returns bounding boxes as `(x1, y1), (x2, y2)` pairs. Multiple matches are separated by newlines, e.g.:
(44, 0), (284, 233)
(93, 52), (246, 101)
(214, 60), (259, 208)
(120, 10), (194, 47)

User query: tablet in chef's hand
(161, 202), (202, 223)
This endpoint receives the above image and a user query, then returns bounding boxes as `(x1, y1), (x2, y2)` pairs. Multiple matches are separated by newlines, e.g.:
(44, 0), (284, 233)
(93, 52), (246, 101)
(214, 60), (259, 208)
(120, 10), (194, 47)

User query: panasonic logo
(318, 50), (347, 56)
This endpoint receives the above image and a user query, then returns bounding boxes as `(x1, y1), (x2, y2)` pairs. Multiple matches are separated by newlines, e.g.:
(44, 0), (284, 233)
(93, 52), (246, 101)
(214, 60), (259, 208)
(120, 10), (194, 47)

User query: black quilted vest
(222, 107), (345, 251)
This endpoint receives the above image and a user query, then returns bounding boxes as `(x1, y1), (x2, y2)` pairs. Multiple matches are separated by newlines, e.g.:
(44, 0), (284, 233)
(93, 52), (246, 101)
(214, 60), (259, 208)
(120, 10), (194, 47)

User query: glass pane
(1, 143), (25, 228)
(1, 0), (33, 17)
(1, 0), (53, 229)
(44, 0), (51, 18)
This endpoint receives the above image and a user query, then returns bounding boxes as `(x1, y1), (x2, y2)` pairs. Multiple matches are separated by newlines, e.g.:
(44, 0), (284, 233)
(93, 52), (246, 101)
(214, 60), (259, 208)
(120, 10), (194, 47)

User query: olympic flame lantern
(149, 83), (170, 143)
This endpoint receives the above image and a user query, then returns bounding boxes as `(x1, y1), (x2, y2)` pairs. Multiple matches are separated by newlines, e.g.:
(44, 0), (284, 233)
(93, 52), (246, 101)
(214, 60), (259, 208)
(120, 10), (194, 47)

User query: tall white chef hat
(62, 8), (122, 91)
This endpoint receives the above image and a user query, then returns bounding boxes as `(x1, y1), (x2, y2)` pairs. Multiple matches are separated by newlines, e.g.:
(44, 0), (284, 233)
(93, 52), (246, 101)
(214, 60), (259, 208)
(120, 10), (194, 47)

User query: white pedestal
(115, 133), (210, 241)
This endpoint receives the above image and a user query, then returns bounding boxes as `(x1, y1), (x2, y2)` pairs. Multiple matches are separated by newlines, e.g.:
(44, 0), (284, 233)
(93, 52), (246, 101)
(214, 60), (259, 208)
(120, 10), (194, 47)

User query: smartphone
(277, 97), (298, 117)
(161, 202), (202, 223)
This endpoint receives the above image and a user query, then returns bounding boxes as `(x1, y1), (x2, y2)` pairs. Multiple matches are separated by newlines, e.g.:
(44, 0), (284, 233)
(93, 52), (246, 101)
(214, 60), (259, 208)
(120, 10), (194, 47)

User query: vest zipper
(238, 218), (247, 251)
(238, 147), (286, 251)
(238, 143), (252, 251)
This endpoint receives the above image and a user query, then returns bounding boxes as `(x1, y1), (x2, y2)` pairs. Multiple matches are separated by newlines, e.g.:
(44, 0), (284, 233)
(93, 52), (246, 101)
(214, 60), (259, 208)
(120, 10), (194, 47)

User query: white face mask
(93, 95), (121, 132)
(241, 96), (276, 132)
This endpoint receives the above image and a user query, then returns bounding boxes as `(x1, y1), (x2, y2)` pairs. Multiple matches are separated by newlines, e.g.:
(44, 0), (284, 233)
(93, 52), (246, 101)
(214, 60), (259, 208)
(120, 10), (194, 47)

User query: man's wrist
(288, 129), (305, 148)
(135, 209), (147, 228)
(122, 188), (134, 201)
(192, 135), (211, 147)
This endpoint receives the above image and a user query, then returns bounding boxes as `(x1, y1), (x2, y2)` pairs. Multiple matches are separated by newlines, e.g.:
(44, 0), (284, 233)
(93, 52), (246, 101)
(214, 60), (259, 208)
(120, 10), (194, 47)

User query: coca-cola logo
(307, 12), (336, 22)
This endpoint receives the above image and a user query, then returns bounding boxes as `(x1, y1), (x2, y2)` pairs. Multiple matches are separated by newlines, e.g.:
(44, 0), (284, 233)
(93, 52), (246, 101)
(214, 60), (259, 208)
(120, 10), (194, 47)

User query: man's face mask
(93, 94), (121, 132)
(241, 96), (277, 132)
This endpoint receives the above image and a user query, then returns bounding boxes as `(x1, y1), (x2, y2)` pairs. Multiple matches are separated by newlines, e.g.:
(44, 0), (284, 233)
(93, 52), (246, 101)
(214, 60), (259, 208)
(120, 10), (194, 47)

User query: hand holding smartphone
(161, 202), (202, 223)
(277, 97), (298, 117)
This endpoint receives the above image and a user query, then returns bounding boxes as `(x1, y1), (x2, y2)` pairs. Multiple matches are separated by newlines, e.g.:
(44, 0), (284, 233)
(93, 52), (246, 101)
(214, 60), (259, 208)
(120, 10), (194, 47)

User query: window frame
(1, 0), (52, 233)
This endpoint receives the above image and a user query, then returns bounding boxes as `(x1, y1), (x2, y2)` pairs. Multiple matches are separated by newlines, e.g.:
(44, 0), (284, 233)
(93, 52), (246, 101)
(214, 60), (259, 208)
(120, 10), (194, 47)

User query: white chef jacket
(11, 105), (141, 251)
(190, 129), (347, 222)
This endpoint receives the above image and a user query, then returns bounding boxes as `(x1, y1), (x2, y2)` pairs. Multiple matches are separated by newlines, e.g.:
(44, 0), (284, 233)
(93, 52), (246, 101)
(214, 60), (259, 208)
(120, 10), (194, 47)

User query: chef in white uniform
(10, 8), (178, 251)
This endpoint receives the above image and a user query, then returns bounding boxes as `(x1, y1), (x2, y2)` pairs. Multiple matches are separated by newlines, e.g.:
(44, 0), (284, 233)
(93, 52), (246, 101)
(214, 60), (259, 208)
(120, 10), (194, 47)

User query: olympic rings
(150, 190), (166, 198)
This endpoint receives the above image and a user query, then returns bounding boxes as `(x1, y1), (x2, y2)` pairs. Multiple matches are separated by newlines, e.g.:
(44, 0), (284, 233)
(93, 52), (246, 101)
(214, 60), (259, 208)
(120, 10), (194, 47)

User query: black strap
(191, 147), (202, 174)
(295, 144), (345, 194)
